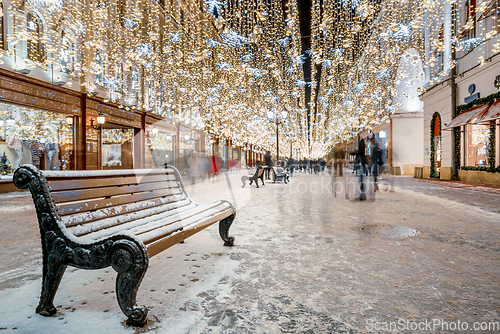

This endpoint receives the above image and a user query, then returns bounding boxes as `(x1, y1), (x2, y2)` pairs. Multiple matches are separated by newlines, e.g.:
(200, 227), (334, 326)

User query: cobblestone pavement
(0, 171), (499, 333)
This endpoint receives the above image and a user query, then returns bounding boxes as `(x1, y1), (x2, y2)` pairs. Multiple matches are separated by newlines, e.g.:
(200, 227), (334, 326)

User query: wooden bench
(13, 164), (236, 326)
(240, 166), (265, 188)
(270, 167), (289, 184)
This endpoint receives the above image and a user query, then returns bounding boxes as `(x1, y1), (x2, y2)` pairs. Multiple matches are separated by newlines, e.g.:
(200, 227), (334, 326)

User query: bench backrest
(42, 167), (189, 238)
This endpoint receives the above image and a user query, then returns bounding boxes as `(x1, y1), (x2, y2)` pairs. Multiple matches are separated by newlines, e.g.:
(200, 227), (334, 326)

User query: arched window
(118, 0), (126, 27)
(147, 80), (157, 112)
(94, 50), (104, 85)
(27, 11), (44, 63)
(430, 112), (442, 177)
(113, 62), (123, 95)
(130, 66), (140, 106)
(60, 30), (74, 73)
(465, 0), (476, 39)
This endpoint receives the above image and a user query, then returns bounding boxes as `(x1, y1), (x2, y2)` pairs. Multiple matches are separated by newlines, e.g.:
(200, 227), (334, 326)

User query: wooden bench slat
(47, 173), (177, 191)
(61, 194), (188, 227)
(78, 201), (228, 242)
(57, 188), (183, 215)
(137, 202), (232, 244)
(134, 201), (230, 240)
(68, 199), (195, 237)
(146, 209), (232, 257)
(52, 179), (180, 203)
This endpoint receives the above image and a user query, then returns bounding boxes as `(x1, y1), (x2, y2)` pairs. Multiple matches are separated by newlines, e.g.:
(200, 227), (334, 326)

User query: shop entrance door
(101, 123), (135, 170)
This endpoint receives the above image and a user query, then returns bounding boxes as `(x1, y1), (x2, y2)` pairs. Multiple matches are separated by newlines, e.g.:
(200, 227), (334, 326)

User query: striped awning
(474, 99), (500, 124)
(443, 104), (489, 129)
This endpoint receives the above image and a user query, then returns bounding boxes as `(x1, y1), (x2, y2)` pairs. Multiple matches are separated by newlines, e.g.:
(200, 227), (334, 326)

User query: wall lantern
(97, 114), (106, 125)
(91, 113), (106, 130)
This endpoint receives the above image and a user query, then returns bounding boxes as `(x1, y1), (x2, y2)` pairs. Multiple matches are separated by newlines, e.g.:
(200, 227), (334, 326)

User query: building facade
(420, 0), (500, 184)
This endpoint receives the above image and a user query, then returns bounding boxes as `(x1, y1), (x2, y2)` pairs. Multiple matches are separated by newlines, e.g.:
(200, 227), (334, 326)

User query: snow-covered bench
(13, 164), (236, 326)
(269, 167), (289, 184)
(241, 166), (265, 188)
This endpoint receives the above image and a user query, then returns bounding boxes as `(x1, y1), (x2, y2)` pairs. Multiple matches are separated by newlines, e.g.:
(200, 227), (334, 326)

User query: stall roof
(475, 100), (500, 124)
(443, 104), (489, 129)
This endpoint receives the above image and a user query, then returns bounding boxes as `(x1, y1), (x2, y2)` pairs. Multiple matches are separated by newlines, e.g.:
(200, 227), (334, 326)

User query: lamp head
(96, 114), (106, 125)
(281, 110), (288, 119)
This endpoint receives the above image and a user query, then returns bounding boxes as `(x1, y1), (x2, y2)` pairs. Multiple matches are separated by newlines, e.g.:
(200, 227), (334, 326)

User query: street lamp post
(267, 110), (288, 162)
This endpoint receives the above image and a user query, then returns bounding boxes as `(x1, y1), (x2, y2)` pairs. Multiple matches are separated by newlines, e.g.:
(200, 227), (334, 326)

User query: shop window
(466, 124), (490, 166)
(0, 102), (74, 171)
(102, 128), (134, 169)
(60, 30), (74, 74)
(27, 11), (45, 63)
(147, 130), (174, 167)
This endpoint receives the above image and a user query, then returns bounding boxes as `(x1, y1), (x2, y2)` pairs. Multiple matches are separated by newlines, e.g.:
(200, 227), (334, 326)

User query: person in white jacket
(188, 152), (199, 184)
(7, 133), (23, 169)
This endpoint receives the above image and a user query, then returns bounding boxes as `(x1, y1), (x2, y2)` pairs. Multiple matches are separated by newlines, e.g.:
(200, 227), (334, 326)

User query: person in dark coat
(264, 150), (272, 179)
(354, 139), (368, 200)
(287, 157), (295, 177)
(370, 138), (384, 192)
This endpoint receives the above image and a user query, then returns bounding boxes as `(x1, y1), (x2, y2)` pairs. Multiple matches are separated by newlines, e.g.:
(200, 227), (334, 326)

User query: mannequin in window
(45, 142), (56, 170)
(7, 132), (23, 169)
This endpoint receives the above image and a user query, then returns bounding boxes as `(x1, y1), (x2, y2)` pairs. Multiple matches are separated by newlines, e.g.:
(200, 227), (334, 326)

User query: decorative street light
(267, 109), (288, 161)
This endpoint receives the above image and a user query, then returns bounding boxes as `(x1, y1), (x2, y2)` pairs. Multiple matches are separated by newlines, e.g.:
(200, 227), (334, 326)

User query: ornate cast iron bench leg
(37, 231), (70, 316)
(110, 239), (149, 326)
(219, 202), (236, 246)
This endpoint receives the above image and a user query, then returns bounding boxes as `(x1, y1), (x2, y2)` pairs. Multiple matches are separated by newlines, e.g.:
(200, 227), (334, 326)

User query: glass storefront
(101, 128), (134, 169)
(0, 102), (74, 171)
(179, 128), (195, 171)
(466, 124), (490, 167)
(146, 129), (174, 168)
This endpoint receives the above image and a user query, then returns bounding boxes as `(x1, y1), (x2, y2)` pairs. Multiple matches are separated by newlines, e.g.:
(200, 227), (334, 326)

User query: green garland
(461, 165), (500, 173)
(488, 120), (496, 172)
(430, 112), (441, 178)
(456, 91), (500, 114)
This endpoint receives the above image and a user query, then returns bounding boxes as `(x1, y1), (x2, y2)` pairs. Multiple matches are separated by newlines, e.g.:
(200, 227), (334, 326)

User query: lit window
(27, 12), (45, 63)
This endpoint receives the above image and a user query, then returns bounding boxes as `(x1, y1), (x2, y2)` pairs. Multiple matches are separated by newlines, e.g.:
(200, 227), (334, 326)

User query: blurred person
(370, 138), (384, 192)
(354, 139), (368, 200)
(264, 150), (272, 180)
(287, 157), (295, 177)
(188, 152), (199, 184)
(333, 145), (345, 176)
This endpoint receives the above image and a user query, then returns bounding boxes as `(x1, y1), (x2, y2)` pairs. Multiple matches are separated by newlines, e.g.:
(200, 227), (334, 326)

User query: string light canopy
(8, 0), (498, 158)
(6, 0), (309, 158)
(308, 0), (500, 156)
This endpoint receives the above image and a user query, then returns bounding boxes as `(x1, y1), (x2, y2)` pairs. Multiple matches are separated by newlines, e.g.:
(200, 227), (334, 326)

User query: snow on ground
(0, 171), (499, 333)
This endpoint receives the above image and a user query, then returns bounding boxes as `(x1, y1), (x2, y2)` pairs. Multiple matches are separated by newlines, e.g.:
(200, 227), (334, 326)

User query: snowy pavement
(0, 171), (500, 333)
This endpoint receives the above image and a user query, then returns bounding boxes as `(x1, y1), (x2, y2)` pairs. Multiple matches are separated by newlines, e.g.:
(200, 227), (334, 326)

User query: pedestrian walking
(354, 139), (368, 200)
(188, 152), (199, 184)
(287, 157), (295, 177)
(333, 144), (345, 176)
(370, 138), (384, 192)
(264, 150), (273, 180)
